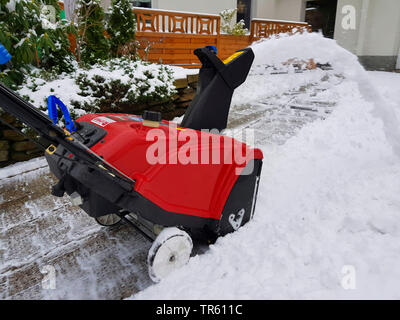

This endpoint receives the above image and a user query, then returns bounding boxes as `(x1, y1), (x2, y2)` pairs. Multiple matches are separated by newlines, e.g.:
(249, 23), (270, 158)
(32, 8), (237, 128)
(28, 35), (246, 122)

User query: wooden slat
(133, 8), (220, 35)
(136, 31), (252, 65)
(146, 53), (198, 60)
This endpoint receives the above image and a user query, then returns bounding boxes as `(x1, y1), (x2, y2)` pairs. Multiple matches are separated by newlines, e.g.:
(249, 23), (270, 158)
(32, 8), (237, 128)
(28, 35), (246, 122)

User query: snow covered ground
(1, 32), (400, 299)
(134, 34), (400, 299)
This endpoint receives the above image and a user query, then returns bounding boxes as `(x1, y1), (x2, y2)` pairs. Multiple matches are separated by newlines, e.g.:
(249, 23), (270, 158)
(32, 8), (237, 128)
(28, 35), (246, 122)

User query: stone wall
(0, 73), (198, 168)
(0, 113), (43, 168)
(164, 73), (198, 119)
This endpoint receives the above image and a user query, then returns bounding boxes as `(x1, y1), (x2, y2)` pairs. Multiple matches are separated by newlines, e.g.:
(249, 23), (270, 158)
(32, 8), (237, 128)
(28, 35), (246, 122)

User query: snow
(170, 67), (198, 80)
(366, 71), (400, 107)
(5, 0), (17, 12)
(0, 157), (48, 181)
(132, 33), (400, 299)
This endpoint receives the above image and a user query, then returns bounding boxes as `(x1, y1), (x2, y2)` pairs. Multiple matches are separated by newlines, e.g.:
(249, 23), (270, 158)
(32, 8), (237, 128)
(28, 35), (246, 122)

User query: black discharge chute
(181, 46), (254, 131)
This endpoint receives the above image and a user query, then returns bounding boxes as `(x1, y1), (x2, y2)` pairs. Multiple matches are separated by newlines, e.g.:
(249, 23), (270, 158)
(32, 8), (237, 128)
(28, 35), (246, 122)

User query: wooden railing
(133, 9), (311, 67)
(250, 18), (312, 39)
(134, 7), (220, 35)
(62, 6), (312, 68)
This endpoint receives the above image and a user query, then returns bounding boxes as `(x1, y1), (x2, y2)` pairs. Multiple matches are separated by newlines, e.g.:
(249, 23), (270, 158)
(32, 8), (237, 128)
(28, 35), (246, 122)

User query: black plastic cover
(142, 110), (162, 122)
(181, 46), (254, 131)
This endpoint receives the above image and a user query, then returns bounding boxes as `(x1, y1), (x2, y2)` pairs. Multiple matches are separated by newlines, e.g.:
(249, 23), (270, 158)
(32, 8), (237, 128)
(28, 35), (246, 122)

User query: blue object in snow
(48, 95), (77, 133)
(0, 43), (12, 66)
(206, 45), (217, 54)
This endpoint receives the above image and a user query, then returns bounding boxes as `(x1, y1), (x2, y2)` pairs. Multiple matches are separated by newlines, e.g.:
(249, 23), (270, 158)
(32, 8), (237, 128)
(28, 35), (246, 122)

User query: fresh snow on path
(133, 33), (400, 299)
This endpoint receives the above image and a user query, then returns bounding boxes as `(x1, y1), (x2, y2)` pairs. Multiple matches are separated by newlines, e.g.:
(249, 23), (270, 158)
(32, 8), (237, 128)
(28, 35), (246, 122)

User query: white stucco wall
(101, 0), (306, 22)
(362, 0), (400, 56)
(334, 0), (400, 57)
(152, 0), (236, 15)
(252, 0), (305, 22)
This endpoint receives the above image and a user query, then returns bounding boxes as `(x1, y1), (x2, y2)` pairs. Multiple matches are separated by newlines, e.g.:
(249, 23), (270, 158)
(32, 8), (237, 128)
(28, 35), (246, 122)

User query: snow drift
(133, 32), (400, 299)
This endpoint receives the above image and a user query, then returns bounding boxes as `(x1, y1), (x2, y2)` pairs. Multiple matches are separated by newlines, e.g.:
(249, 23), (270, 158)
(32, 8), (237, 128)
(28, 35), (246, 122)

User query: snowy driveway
(0, 67), (351, 299)
(1, 32), (400, 299)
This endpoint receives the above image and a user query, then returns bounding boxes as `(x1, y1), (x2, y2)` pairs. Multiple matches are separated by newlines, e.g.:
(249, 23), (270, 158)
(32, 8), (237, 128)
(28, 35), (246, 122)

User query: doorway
(305, 0), (338, 38)
(237, 0), (252, 29)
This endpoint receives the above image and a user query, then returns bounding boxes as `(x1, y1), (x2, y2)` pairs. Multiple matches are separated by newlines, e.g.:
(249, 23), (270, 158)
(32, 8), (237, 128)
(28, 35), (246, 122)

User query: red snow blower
(0, 46), (263, 281)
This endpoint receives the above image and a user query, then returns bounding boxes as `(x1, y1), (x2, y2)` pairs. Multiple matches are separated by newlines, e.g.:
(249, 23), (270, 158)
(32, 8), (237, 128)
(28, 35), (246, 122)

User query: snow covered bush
(219, 8), (248, 36)
(107, 0), (138, 59)
(0, 0), (75, 88)
(18, 59), (177, 119)
(71, 59), (176, 114)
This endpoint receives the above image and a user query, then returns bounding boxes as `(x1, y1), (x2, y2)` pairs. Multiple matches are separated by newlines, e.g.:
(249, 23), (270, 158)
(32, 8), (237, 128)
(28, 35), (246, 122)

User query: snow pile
(235, 32), (400, 156)
(133, 33), (400, 299)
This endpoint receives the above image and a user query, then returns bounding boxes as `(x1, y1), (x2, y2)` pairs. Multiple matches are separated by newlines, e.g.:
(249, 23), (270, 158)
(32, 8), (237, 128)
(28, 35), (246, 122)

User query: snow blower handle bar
(0, 83), (92, 161)
(0, 83), (134, 186)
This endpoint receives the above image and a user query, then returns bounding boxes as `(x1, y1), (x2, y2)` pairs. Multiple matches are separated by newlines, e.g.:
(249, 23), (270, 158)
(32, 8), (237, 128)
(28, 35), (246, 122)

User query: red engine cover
(77, 113), (263, 220)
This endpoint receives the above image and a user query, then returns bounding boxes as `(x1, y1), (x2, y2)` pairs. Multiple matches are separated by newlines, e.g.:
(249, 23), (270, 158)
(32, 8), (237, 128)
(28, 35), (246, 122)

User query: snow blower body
(0, 46), (263, 241)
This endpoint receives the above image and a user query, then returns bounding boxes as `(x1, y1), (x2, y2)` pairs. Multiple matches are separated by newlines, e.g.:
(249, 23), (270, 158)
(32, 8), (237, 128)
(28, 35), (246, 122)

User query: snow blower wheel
(95, 214), (122, 227)
(147, 227), (193, 282)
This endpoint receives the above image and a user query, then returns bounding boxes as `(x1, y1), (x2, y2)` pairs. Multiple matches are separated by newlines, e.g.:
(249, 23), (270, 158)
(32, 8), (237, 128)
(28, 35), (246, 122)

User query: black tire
(95, 213), (122, 227)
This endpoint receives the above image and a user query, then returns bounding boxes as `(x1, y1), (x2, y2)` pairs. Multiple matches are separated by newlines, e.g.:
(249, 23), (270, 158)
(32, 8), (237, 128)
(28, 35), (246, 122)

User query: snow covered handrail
(250, 19), (312, 39)
(132, 7), (221, 35)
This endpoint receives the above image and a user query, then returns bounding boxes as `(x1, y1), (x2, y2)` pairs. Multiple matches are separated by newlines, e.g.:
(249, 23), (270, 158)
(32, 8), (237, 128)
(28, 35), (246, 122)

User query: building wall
(252, 0), (306, 22)
(152, 0), (236, 15)
(101, 0), (236, 14)
(101, 0), (307, 22)
(362, 0), (400, 57)
(334, 0), (400, 70)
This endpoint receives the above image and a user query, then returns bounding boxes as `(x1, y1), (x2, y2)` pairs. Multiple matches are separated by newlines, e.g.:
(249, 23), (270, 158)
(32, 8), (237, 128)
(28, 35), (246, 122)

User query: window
(131, 0), (151, 8)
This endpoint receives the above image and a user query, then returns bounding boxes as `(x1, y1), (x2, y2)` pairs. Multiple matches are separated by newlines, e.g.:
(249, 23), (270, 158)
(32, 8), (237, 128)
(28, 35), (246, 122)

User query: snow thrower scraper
(0, 45), (263, 281)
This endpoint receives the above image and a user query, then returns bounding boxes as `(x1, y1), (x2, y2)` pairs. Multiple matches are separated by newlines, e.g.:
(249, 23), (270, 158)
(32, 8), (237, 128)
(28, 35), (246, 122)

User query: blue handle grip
(206, 45), (217, 54)
(0, 43), (12, 65)
(48, 95), (77, 132)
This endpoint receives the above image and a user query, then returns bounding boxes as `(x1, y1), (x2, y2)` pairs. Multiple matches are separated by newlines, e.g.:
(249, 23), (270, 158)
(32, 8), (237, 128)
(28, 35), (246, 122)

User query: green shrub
(107, 0), (138, 58)
(75, 0), (110, 64)
(0, 0), (75, 88)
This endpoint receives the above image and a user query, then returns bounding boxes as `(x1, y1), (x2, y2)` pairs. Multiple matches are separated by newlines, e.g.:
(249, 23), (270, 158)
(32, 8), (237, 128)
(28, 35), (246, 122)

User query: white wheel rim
(148, 230), (192, 282)
(96, 214), (121, 226)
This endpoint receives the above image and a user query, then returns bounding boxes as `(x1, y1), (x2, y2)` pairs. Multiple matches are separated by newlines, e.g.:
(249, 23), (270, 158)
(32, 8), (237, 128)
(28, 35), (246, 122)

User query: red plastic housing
(77, 113), (263, 221)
